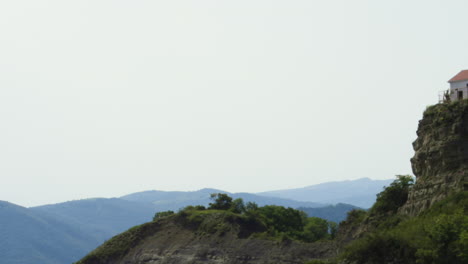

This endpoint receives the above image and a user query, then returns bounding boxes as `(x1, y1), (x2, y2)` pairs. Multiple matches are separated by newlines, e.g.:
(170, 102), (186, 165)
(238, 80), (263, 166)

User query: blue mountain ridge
(0, 177), (392, 264)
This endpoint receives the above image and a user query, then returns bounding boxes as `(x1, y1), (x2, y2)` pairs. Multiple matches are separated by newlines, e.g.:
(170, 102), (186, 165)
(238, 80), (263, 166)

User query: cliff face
(400, 101), (468, 216)
(77, 212), (334, 264)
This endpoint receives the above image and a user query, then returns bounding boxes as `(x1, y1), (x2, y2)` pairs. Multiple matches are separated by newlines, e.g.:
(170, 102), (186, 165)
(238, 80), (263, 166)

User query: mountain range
(0, 201), (95, 264)
(0, 177), (392, 264)
(120, 188), (325, 210)
(258, 177), (393, 208)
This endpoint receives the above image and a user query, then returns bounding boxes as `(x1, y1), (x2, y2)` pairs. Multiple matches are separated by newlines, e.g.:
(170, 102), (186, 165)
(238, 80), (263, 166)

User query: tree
(370, 175), (414, 215)
(257, 205), (307, 234)
(303, 217), (329, 242)
(245, 201), (259, 212)
(208, 193), (233, 210)
(244, 201), (260, 219)
(418, 210), (468, 264)
(230, 198), (245, 214)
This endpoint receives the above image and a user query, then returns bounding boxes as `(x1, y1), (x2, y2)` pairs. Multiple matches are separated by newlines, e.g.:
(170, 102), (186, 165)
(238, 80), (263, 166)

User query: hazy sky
(1, 0), (467, 207)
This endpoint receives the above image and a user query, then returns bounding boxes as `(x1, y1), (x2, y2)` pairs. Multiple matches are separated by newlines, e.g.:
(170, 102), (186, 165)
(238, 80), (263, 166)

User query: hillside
(338, 190), (468, 264)
(0, 201), (97, 264)
(76, 200), (336, 264)
(258, 178), (393, 208)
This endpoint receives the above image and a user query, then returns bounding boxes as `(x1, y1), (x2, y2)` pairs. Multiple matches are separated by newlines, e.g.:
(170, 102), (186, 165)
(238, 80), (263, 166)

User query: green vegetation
(208, 193), (234, 210)
(77, 193), (338, 263)
(153, 210), (174, 220)
(369, 175), (414, 216)
(424, 99), (468, 126)
(341, 209), (367, 226)
(183, 193), (336, 243)
(207, 193), (250, 214)
(336, 176), (468, 264)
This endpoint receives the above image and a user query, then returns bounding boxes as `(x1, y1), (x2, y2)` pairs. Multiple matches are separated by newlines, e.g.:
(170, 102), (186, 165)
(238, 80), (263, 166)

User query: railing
(439, 89), (450, 104)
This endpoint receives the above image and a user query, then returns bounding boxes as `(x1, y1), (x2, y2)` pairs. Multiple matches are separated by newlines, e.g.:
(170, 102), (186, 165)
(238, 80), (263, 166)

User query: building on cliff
(445, 70), (468, 102)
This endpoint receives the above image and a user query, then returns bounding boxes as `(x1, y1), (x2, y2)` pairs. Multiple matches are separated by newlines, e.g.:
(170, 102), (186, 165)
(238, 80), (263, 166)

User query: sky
(1, 0), (467, 207)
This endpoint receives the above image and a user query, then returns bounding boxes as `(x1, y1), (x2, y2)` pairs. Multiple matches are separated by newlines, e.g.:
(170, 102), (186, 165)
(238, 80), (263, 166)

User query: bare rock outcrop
(399, 101), (468, 216)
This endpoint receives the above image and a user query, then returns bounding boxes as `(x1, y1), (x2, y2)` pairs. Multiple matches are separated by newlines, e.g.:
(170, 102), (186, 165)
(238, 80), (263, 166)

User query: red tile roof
(448, 70), (468, 83)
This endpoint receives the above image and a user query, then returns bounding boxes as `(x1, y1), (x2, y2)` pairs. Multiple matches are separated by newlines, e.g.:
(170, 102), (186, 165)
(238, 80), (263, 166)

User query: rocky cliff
(76, 211), (334, 264)
(400, 100), (468, 216)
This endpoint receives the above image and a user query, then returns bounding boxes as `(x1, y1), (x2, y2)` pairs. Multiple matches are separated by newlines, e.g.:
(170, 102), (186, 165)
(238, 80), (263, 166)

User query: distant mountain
(257, 178), (394, 208)
(298, 203), (361, 223)
(0, 198), (158, 264)
(120, 188), (325, 211)
(0, 180), (390, 263)
(121, 188), (220, 211)
(0, 200), (96, 264)
(31, 198), (156, 243)
(232, 192), (324, 208)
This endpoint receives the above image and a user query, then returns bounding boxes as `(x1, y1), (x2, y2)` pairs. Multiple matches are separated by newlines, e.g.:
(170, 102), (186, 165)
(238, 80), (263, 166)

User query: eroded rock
(399, 101), (468, 216)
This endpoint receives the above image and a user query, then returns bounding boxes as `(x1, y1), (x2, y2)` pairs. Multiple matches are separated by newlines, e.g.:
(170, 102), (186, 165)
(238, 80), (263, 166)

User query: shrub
(341, 209), (367, 226)
(342, 231), (416, 264)
(340, 192), (468, 264)
(153, 210), (174, 221)
(370, 175), (414, 215)
(302, 217), (329, 242)
(257, 205), (307, 235)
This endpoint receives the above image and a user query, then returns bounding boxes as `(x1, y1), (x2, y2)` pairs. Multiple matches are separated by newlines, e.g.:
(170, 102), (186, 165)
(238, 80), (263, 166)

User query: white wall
(449, 80), (468, 101)
(450, 80), (468, 89)
(449, 86), (468, 101)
